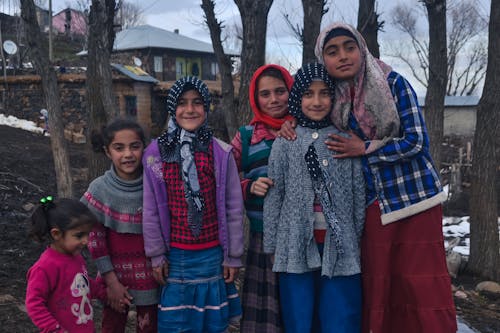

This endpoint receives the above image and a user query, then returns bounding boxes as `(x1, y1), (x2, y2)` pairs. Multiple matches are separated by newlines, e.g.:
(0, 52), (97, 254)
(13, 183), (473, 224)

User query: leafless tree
(72, 0), (143, 37)
(469, 0), (500, 281)
(389, 0), (487, 96)
(201, 0), (239, 139)
(85, 0), (117, 181)
(357, 0), (383, 58)
(446, 1), (487, 95)
(221, 21), (243, 51)
(234, 0), (274, 124)
(0, 24), (7, 87)
(283, 0), (328, 65)
(20, 0), (73, 197)
(422, 0), (447, 170)
(115, 0), (144, 29)
(301, 0), (328, 65)
(221, 22), (242, 74)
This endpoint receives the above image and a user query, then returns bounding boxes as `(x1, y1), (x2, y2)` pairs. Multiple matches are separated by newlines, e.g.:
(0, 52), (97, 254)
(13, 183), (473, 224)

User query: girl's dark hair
(254, 68), (288, 109)
(91, 117), (146, 153)
(29, 198), (98, 243)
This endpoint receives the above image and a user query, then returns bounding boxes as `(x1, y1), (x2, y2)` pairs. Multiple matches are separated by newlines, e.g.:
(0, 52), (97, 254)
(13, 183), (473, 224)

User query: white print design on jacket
(70, 273), (93, 325)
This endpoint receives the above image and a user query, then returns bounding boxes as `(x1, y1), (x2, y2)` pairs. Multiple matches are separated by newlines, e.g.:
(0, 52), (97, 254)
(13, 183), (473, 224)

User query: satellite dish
(3, 40), (18, 55)
(133, 56), (142, 67)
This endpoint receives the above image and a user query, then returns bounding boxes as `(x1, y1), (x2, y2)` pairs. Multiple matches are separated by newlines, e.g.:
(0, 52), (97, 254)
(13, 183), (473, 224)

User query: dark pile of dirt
(0, 125), (92, 332)
(0, 125), (498, 332)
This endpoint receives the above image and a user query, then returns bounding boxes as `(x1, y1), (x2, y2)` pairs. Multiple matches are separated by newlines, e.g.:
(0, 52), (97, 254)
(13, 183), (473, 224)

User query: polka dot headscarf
(166, 76), (211, 119)
(288, 62), (335, 129)
(158, 75), (213, 162)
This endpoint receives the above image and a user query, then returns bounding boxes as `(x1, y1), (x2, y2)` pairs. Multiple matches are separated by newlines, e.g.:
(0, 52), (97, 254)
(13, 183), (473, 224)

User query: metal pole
(49, 0), (53, 62)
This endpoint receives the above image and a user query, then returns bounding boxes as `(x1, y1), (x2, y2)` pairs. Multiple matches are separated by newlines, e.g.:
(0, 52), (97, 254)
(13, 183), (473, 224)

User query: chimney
(174, 29), (179, 34)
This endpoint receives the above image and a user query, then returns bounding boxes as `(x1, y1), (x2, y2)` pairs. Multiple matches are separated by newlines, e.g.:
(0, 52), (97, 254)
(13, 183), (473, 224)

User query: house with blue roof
(111, 25), (236, 81)
(418, 95), (479, 137)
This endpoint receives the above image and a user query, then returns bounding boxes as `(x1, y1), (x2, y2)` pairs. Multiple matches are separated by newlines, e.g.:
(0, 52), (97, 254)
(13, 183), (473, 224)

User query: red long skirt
(361, 203), (457, 333)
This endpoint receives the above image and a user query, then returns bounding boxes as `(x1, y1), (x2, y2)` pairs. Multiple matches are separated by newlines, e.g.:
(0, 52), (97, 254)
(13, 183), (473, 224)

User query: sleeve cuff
(223, 257), (242, 268)
(94, 256), (114, 274)
(151, 254), (168, 268)
(245, 180), (254, 198)
(263, 244), (275, 254)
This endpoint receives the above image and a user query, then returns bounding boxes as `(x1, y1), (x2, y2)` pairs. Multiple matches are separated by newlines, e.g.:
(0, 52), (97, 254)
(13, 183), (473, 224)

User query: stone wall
(0, 74), (227, 140)
(0, 75), (88, 131)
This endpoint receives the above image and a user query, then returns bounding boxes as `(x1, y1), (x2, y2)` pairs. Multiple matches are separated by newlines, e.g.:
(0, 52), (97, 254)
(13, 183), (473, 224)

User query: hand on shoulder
(277, 119), (297, 141)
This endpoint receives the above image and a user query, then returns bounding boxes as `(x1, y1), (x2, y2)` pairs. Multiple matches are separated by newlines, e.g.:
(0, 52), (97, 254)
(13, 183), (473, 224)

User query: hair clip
(40, 196), (54, 210)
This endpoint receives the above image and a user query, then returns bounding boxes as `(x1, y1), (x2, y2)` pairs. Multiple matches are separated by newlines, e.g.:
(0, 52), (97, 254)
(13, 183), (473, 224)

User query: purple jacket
(142, 137), (244, 268)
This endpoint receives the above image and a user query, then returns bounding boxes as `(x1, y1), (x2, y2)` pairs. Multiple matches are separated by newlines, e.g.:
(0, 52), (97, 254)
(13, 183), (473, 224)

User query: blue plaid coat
(353, 71), (446, 224)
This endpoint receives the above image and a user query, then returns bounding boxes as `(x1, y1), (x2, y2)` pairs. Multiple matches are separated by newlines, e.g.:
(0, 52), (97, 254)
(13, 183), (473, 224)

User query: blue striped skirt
(158, 246), (241, 332)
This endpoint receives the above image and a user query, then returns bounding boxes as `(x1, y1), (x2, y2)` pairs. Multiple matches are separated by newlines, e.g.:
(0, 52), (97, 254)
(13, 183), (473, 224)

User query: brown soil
(0, 124), (498, 333)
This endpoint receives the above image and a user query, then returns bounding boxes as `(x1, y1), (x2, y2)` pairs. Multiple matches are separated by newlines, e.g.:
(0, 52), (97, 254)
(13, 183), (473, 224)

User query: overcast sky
(2, 0), (492, 95)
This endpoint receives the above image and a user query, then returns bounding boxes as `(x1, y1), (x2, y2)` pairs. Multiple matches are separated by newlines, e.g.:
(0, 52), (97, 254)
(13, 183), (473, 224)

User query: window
(176, 59), (186, 79)
(154, 56), (163, 73)
(210, 62), (218, 80)
(125, 96), (137, 117)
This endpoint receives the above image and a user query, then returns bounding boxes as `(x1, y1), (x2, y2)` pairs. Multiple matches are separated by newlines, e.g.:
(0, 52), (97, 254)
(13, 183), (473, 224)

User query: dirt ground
(0, 124), (499, 333)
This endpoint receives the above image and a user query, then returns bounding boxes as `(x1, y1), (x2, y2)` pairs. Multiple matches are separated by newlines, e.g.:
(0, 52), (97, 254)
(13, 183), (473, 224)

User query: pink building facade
(52, 8), (87, 36)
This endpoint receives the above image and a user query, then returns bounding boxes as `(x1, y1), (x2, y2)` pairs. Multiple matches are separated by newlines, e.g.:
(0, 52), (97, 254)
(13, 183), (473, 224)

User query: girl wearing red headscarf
(231, 64), (294, 332)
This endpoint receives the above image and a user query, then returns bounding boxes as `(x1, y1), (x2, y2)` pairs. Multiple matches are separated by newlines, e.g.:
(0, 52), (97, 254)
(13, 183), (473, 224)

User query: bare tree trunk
(357, 0), (381, 58)
(234, 0), (274, 124)
(201, 0), (239, 139)
(423, 0), (447, 171)
(468, 0), (500, 281)
(86, 0), (117, 182)
(0, 25), (7, 88)
(0, 24), (7, 107)
(302, 0), (327, 65)
(20, 0), (73, 198)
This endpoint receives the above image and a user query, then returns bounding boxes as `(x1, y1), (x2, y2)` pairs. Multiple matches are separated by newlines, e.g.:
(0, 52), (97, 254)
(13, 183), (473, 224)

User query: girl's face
(105, 129), (144, 180)
(322, 35), (362, 81)
(51, 224), (93, 256)
(257, 76), (289, 119)
(175, 90), (206, 132)
(301, 80), (332, 121)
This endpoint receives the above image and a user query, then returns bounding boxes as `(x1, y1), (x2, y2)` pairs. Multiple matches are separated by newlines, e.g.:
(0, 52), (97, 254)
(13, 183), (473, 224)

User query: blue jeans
(279, 271), (361, 333)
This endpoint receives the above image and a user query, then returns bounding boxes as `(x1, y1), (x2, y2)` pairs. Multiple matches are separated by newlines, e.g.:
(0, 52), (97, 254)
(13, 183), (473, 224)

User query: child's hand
(223, 266), (239, 283)
(106, 281), (132, 313)
(103, 271), (132, 313)
(277, 119), (297, 140)
(152, 262), (169, 285)
(250, 177), (274, 197)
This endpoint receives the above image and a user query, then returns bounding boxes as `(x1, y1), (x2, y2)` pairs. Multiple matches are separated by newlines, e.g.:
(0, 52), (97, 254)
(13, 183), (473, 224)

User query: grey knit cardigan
(263, 125), (366, 278)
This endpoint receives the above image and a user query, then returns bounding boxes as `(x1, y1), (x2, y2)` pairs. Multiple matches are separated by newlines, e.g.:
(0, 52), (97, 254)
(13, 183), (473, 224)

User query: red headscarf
(249, 64), (295, 130)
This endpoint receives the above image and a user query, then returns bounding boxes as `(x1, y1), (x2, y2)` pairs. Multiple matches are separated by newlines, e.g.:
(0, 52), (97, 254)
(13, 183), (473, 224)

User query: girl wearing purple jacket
(142, 76), (244, 332)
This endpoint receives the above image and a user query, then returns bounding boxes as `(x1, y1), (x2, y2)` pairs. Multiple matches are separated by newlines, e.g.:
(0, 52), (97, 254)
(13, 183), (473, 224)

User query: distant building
(35, 5), (50, 32)
(34, 5), (87, 37)
(110, 64), (159, 136)
(109, 25), (236, 81)
(0, 13), (20, 37)
(418, 95), (479, 137)
(52, 8), (87, 36)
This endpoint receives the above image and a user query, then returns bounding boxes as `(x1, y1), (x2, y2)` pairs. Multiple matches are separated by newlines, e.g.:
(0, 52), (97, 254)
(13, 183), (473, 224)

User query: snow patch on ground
(0, 114), (44, 134)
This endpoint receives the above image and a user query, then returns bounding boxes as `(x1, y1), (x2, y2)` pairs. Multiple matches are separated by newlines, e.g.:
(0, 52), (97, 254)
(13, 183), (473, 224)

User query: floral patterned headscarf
(315, 22), (400, 154)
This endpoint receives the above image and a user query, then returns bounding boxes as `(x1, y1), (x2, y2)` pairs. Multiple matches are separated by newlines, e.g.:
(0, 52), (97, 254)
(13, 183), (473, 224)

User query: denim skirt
(158, 246), (241, 333)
